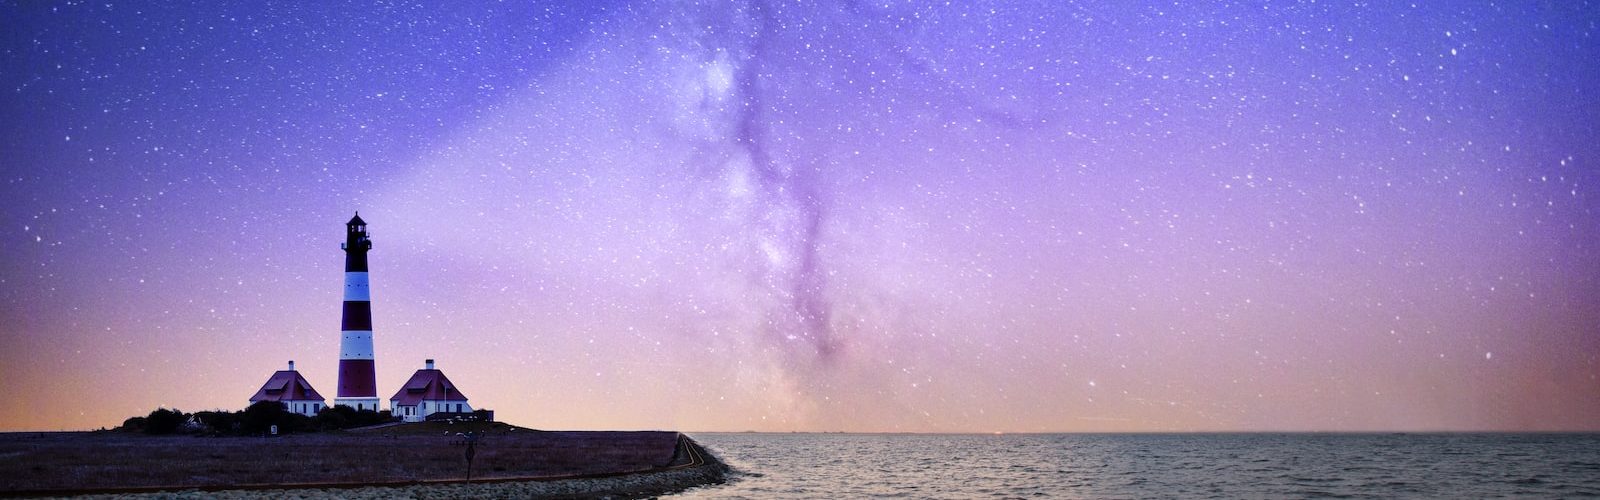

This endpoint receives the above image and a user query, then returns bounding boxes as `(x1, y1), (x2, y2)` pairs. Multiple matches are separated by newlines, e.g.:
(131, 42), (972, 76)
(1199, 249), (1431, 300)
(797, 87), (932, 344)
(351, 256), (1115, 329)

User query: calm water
(675, 433), (1600, 498)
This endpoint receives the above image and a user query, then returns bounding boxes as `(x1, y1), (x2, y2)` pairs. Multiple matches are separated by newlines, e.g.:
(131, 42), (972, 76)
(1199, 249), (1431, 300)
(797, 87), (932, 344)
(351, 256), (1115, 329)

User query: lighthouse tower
(335, 213), (380, 411)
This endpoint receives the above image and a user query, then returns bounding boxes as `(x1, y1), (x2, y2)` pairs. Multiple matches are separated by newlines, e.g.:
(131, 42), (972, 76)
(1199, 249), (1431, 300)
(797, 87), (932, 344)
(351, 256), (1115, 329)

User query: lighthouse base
(335, 398), (381, 412)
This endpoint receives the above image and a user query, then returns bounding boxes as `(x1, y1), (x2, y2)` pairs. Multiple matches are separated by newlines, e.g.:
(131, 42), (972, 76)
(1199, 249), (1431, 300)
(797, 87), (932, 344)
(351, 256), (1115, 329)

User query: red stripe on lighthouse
(337, 359), (377, 396)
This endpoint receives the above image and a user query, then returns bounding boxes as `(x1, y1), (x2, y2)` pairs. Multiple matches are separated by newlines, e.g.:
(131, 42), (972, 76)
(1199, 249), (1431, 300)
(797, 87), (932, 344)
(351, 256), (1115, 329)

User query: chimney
(288, 360), (296, 371)
(425, 359), (435, 370)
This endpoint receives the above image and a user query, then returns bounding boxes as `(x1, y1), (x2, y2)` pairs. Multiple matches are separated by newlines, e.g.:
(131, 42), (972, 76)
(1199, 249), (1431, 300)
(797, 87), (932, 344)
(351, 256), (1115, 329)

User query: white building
(249, 361), (327, 417)
(389, 359), (472, 422)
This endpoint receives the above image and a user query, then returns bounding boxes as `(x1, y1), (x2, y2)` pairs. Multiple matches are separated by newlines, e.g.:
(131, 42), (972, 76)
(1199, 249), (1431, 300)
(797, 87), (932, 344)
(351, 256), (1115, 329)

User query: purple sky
(2, 1), (1598, 432)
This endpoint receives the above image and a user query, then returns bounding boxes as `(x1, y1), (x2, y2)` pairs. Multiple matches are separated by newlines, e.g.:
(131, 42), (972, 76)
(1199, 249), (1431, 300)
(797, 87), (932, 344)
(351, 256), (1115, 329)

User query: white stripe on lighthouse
(340, 330), (374, 359)
(343, 272), (370, 301)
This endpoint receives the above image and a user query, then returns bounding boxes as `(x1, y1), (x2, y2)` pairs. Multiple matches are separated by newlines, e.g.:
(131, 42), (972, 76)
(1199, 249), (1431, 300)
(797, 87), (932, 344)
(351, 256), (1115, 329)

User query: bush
(313, 407), (350, 430)
(115, 401), (396, 436)
(240, 401), (288, 435)
(193, 410), (239, 434)
(351, 407), (395, 427)
(119, 416), (148, 433)
(314, 405), (397, 431)
(144, 408), (187, 435)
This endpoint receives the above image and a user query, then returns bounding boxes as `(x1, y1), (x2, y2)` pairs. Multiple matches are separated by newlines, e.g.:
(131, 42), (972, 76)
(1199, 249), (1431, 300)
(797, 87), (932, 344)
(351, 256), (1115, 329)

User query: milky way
(2, 1), (1598, 432)
(676, 1), (839, 360)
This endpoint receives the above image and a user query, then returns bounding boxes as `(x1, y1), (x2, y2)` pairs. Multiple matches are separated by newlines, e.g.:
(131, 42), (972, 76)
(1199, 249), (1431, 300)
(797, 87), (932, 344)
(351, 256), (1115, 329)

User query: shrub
(193, 410), (239, 434)
(314, 404), (398, 430)
(240, 401), (288, 435)
(313, 406), (350, 430)
(119, 416), (148, 433)
(116, 402), (397, 437)
(144, 408), (187, 435)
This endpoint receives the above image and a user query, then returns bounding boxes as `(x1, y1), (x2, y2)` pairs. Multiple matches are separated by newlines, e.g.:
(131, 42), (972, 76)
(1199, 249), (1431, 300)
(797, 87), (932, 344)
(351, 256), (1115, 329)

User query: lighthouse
(335, 213), (380, 411)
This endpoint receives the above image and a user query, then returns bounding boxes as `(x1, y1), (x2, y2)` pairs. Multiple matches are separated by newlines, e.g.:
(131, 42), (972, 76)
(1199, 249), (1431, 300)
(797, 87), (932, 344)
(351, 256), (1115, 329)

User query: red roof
(249, 370), (326, 403)
(389, 369), (469, 406)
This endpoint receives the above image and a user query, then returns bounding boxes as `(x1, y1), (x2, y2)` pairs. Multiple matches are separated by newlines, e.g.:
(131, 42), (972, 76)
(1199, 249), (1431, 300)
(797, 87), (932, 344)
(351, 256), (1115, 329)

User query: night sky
(3, 1), (1598, 432)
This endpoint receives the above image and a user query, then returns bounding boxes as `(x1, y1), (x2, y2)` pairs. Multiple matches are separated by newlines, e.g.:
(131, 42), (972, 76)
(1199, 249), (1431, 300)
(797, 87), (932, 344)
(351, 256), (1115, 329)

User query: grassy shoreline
(0, 422), (728, 498)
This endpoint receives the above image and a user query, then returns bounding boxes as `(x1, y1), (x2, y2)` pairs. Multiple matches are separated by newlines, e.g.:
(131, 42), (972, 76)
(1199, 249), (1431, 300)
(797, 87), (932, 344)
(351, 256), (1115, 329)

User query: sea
(673, 433), (1600, 498)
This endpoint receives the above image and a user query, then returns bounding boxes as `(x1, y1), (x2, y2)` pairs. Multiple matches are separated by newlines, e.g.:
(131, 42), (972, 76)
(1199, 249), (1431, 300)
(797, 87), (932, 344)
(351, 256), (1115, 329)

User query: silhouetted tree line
(116, 402), (396, 436)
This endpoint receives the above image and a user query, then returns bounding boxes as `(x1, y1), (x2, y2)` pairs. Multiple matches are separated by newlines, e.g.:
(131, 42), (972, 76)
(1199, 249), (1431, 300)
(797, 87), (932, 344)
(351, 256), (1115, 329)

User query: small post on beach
(464, 432), (478, 481)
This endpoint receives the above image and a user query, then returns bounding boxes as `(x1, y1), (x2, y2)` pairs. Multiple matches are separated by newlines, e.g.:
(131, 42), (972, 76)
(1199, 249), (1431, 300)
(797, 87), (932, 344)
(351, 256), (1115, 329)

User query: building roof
(389, 369), (469, 406)
(347, 212), (366, 226)
(249, 370), (326, 403)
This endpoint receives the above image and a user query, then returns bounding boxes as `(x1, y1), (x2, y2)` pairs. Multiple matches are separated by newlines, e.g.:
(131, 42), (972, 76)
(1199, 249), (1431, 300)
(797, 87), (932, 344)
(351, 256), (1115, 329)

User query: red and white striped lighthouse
(335, 213), (380, 411)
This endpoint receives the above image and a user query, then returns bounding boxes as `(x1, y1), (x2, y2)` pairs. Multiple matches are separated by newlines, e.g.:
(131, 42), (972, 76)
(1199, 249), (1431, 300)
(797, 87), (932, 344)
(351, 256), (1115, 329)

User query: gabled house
(249, 360), (327, 417)
(390, 359), (472, 422)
